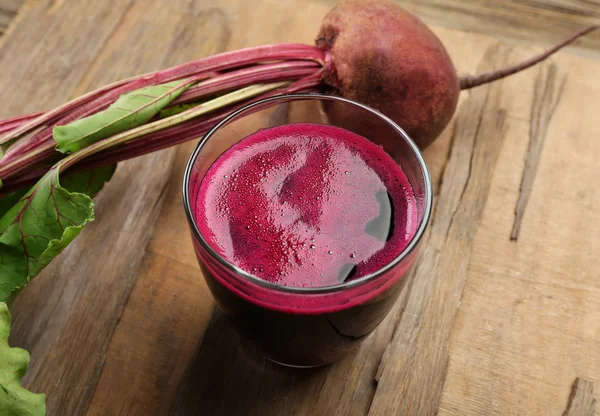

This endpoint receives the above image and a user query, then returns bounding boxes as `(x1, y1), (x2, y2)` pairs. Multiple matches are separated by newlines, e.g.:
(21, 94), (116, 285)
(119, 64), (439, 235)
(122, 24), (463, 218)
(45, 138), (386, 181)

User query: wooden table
(2, 1), (599, 415)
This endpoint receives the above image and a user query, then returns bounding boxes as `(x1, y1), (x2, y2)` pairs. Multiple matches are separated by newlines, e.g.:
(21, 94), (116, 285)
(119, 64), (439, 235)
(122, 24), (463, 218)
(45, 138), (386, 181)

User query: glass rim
(182, 93), (433, 295)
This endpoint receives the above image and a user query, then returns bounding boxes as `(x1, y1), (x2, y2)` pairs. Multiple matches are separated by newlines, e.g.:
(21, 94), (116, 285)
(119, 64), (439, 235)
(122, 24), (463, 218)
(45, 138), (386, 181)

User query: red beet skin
(317, 0), (460, 149)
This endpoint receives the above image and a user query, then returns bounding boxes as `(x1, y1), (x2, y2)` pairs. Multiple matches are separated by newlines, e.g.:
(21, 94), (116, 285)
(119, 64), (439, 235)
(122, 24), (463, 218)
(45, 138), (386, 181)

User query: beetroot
(317, 0), (459, 149)
(317, 0), (597, 149)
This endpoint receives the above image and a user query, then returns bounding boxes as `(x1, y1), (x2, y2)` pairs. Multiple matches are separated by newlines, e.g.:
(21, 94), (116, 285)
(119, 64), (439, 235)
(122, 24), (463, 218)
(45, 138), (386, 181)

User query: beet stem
(0, 113), (44, 135)
(0, 47), (324, 182)
(459, 25), (598, 90)
(169, 61), (320, 105)
(0, 44), (323, 169)
(0, 77), (321, 192)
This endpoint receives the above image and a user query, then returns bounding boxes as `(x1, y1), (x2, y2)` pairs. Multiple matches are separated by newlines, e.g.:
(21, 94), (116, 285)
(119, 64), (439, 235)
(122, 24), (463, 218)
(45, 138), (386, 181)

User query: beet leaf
(0, 189), (29, 219)
(0, 165), (115, 302)
(0, 302), (46, 416)
(54, 78), (195, 154)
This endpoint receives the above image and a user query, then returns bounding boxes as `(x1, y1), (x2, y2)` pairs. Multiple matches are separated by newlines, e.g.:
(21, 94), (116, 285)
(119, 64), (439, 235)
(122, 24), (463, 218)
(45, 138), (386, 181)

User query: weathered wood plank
(396, 0), (600, 57)
(87, 1), (331, 414)
(86, 252), (216, 416)
(368, 42), (510, 416)
(90, 14), (600, 416)
(438, 47), (600, 415)
(85, 4), (231, 415)
(4, 0), (600, 52)
(2, 0), (197, 414)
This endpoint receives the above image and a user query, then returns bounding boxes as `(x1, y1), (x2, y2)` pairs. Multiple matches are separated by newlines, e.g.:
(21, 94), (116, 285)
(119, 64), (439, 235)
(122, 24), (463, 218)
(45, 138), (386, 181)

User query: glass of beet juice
(183, 94), (432, 368)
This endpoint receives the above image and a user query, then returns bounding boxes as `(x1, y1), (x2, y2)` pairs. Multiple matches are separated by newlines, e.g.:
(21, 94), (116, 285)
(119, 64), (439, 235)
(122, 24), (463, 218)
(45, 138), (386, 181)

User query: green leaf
(53, 79), (194, 154)
(0, 164), (114, 220)
(0, 188), (29, 219)
(60, 165), (116, 198)
(0, 165), (115, 302)
(0, 302), (46, 416)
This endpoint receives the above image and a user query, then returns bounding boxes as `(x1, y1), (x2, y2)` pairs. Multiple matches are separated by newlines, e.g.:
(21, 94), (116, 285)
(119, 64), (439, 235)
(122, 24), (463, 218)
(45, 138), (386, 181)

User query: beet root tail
(459, 25), (598, 90)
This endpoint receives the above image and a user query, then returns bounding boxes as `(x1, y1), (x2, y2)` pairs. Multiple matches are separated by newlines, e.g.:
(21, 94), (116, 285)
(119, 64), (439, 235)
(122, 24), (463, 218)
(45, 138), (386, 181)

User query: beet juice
(184, 95), (431, 367)
(195, 123), (417, 287)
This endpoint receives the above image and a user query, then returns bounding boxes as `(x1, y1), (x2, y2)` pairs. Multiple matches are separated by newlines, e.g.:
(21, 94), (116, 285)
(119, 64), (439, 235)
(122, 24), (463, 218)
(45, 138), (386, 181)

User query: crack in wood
(563, 378), (596, 416)
(433, 121), (459, 203)
(0, 0), (22, 35)
(445, 87), (491, 241)
(511, 61), (566, 241)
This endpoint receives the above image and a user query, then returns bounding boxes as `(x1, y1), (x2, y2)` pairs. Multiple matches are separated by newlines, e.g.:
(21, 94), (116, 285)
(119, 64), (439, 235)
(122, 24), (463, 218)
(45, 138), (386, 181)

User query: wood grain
(512, 61), (565, 240)
(85, 4), (230, 415)
(394, 0), (600, 57)
(0, 0), (599, 415)
(438, 45), (600, 416)
(5, 0), (600, 51)
(563, 378), (596, 416)
(2, 0), (191, 413)
(88, 1), (331, 415)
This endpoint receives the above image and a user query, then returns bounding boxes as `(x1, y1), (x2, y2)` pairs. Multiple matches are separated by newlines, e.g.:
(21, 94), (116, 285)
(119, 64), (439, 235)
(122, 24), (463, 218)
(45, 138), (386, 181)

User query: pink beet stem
(0, 76), (321, 191)
(460, 25), (598, 90)
(0, 74), (208, 173)
(0, 43), (323, 145)
(0, 80), (130, 147)
(0, 112), (44, 135)
(0, 45), (325, 182)
(0, 72), (215, 168)
(0, 59), (319, 145)
(171, 61), (321, 105)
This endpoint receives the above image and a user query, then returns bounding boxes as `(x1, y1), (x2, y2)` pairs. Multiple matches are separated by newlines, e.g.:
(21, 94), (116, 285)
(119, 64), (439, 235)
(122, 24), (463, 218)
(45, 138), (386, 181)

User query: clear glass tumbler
(183, 94), (432, 367)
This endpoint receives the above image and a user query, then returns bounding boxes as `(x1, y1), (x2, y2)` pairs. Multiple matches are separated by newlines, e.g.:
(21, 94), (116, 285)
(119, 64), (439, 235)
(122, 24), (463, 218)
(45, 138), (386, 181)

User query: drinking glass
(183, 94), (432, 367)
